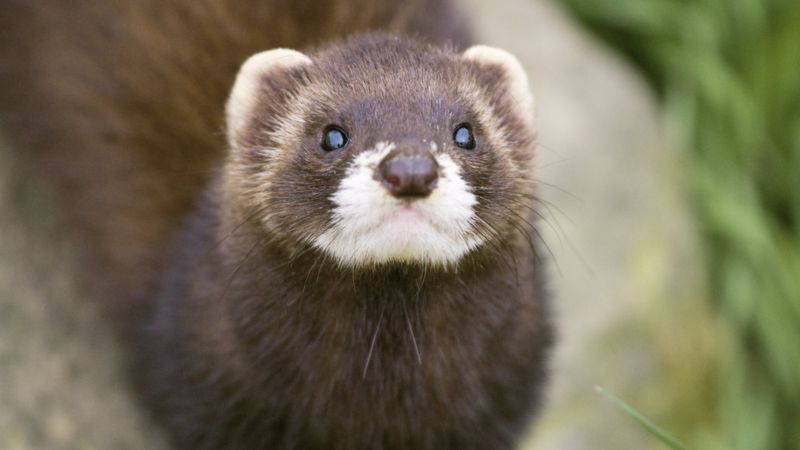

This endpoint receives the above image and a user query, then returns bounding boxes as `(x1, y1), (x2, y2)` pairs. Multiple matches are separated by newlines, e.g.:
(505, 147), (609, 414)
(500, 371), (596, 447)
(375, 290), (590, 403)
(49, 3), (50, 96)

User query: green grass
(560, 0), (800, 448)
(596, 386), (687, 450)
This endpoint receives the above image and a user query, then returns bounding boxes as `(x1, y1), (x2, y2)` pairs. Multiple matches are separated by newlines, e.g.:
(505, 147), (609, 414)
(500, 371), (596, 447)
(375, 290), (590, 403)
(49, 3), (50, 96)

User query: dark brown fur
(0, 2), (551, 449)
(0, 0), (468, 320)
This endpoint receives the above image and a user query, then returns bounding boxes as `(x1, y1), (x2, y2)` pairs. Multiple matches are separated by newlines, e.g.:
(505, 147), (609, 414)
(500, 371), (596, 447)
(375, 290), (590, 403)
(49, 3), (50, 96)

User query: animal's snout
(377, 148), (439, 198)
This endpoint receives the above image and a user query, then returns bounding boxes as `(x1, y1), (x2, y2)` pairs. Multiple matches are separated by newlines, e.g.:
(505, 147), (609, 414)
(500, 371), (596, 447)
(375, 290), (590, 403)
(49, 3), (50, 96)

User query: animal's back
(0, 0), (469, 323)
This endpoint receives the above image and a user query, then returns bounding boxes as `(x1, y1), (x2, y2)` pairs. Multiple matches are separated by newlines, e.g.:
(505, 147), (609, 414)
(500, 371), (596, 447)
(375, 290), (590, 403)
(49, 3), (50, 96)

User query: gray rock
(0, 135), (168, 449)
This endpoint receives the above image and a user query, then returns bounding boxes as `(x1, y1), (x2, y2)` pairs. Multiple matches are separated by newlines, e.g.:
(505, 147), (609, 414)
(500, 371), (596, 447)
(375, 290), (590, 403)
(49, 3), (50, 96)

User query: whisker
(502, 204), (561, 277)
(203, 205), (267, 257)
(473, 216), (520, 284)
(403, 302), (422, 365)
(219, 237), (263, 303)
(534, 179), (580, 201)
(362, 305), (385, 379)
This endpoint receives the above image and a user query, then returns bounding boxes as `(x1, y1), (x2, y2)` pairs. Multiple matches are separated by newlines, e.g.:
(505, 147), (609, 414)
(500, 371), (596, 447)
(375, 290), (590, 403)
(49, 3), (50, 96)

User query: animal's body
(0, 1), (552, 449)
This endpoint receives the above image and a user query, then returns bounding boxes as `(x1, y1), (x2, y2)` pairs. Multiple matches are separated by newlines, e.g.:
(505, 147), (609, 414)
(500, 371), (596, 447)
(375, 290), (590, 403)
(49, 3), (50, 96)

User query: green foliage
(561, 0), (800, 448)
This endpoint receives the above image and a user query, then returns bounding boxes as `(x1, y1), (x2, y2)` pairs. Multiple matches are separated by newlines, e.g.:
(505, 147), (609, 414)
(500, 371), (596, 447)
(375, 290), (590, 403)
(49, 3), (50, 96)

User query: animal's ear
(463, 45), (534, 122)
(226, 49), (313, 149)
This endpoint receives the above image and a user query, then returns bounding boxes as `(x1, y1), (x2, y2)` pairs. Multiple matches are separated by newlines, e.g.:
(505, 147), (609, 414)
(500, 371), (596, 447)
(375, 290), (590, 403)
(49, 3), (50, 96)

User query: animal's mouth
(379, 204), (436, 231)
(389, 205), (426, 221)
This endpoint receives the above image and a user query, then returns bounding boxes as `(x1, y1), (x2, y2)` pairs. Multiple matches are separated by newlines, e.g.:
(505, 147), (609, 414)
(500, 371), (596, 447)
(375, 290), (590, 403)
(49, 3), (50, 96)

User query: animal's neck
(216, 227), (528, 370)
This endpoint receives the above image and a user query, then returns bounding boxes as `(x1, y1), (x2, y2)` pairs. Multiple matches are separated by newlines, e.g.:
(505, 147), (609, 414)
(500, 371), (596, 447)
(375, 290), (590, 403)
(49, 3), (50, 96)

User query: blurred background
(518, 0), (799, 448)
(1, 0), (798, 448)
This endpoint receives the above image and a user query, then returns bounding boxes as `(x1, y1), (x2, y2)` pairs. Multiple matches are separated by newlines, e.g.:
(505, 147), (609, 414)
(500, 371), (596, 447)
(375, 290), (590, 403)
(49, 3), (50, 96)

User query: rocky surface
(0, 0), (704, 448)
(0, 135), (168, 449)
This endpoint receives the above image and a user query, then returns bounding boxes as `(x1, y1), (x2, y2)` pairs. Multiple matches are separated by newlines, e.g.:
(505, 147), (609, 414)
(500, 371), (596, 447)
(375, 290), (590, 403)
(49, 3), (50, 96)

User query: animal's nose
(377, 148), (439, 198)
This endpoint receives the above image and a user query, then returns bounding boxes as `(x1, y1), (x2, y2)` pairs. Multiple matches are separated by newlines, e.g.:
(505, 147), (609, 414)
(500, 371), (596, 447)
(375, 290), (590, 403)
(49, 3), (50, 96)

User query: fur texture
(0, 0), (470, 321)
(0, 2), (551, 449)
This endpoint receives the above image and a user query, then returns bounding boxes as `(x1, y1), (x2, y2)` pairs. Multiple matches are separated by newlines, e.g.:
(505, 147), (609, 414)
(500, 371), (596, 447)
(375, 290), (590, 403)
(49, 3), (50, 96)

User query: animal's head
(224, 35), (536, 269)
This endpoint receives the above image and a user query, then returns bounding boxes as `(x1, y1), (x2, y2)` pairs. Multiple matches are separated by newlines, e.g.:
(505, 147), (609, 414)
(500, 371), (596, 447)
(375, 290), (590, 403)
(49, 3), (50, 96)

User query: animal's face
(225, 36), (536, 268)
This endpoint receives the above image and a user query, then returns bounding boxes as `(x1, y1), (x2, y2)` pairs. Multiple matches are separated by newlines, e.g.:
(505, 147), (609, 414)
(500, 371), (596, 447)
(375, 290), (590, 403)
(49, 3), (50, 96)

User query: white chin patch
(311, 142), (484, 267)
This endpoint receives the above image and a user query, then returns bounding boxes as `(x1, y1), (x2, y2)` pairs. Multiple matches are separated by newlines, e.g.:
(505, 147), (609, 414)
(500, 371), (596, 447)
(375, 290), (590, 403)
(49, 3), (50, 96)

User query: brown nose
(377, 149), (439, 198)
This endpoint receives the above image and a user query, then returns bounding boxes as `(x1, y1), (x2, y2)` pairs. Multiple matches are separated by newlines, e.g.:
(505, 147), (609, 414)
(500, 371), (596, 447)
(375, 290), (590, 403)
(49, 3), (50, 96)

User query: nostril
(384, 174), (401, 189)
(421, 166), (438, 190)
(379, 161), (403, 189)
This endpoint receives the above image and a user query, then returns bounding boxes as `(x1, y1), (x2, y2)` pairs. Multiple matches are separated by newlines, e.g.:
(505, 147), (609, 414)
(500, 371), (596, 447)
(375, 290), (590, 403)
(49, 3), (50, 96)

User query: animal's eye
(453, 124), (476, 150)
(321, 126), (348, 152)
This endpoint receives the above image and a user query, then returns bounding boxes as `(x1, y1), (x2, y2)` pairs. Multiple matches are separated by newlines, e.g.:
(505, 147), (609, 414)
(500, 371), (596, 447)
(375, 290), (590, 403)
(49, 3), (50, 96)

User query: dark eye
(321, 126), (348, 152)
(453, 124), (476, 150)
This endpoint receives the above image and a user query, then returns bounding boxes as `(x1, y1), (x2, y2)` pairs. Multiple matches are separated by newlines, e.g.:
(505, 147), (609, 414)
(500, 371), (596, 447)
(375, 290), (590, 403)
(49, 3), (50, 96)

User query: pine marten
(0, 1), (552, 448)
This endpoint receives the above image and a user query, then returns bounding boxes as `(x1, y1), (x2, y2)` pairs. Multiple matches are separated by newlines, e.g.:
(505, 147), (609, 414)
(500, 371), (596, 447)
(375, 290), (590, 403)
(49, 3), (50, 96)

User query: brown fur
(0, 0), (469, 321)
(0, 2), (550, 449)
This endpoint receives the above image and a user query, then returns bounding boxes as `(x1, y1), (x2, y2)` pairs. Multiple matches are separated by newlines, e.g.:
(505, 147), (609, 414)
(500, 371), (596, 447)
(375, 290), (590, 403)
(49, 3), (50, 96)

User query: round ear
(463, 45), (534, 122)
(225, 49), (313, 148)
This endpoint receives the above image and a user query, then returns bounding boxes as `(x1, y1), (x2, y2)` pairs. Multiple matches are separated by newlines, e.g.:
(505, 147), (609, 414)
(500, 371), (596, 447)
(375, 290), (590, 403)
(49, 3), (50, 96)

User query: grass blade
(595, 386), (687, 450)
